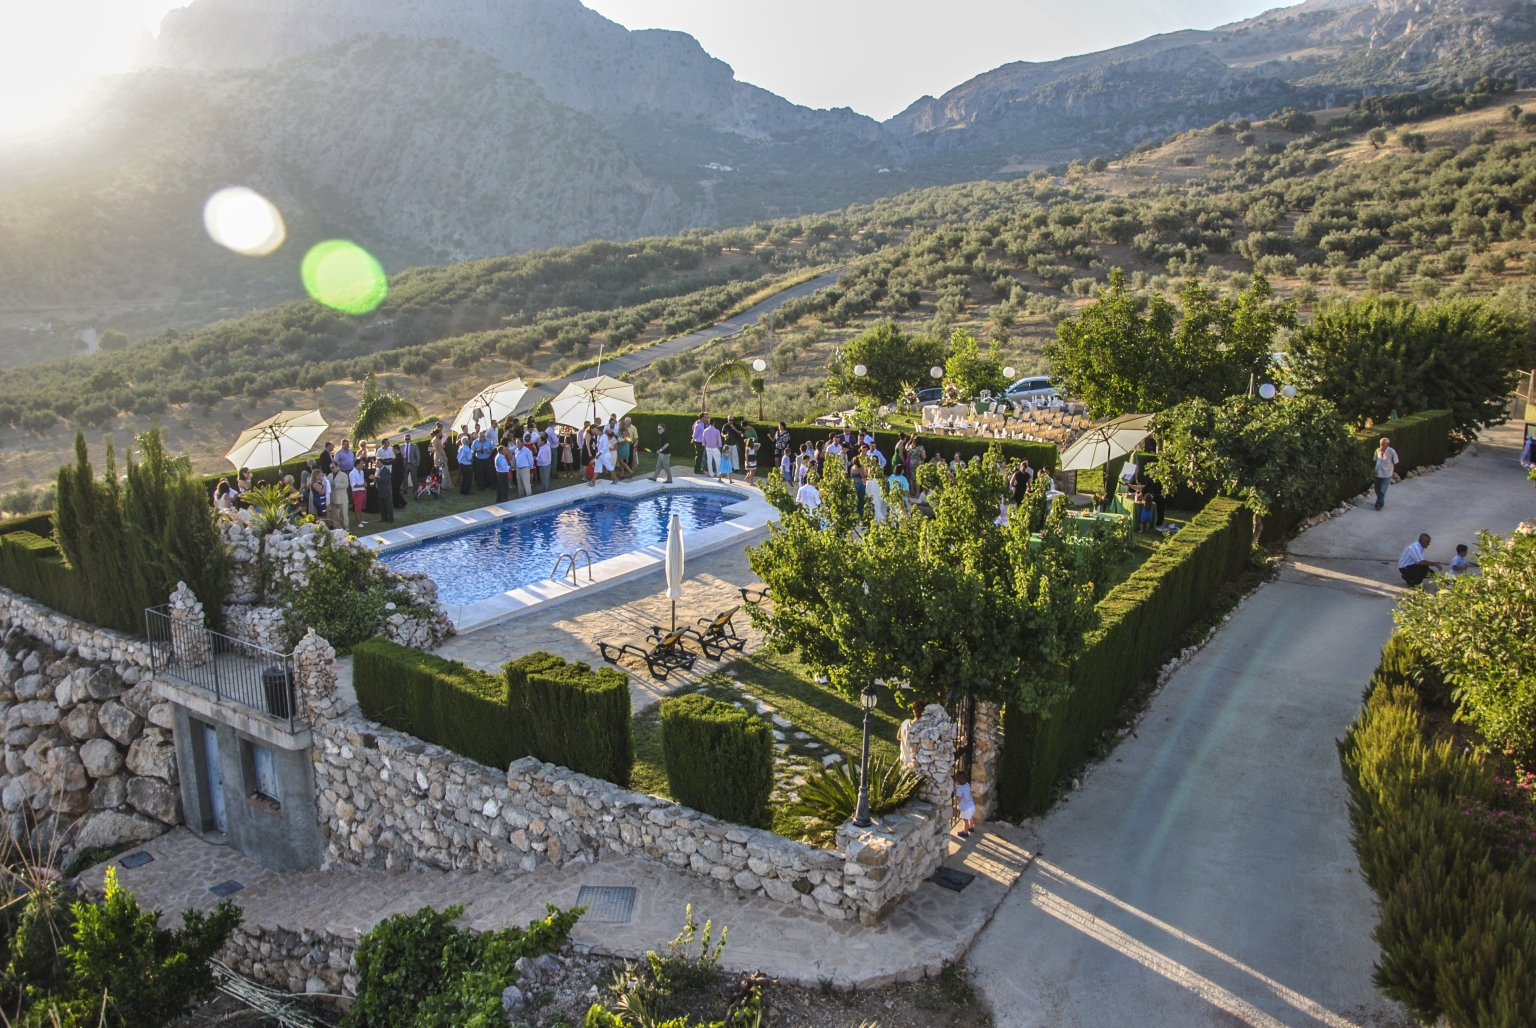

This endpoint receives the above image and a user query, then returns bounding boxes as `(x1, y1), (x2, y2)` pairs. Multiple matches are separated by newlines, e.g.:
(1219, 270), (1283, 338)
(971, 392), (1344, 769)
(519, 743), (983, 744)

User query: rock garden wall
(0, 589), (181, 862)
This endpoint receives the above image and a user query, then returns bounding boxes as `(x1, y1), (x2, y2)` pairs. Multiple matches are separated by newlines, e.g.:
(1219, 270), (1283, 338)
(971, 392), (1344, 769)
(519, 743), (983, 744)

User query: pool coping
(358, 474), (778, 635)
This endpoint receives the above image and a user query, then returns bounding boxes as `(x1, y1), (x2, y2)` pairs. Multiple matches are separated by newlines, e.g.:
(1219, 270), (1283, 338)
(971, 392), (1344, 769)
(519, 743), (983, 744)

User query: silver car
(1005, 376), (1057, 405)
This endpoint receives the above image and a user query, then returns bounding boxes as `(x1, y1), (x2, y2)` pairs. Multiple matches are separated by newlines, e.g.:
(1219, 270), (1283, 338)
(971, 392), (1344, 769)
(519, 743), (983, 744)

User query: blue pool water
(378, 490), (738, 606)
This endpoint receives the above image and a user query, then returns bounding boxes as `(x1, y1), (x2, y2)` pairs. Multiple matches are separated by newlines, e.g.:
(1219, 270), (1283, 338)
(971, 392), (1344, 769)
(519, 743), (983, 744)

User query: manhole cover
(927, 867), (976, 893)
(209, 880), (245, 898)
(118, 851), (154, 869)
(575, 885), (636, 923)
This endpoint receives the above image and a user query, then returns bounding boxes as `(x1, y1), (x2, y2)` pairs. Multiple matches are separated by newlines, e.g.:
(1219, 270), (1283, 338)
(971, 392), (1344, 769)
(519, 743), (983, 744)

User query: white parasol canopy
(663, 512), (685, 631)
(549, 375), (636, 429)
(1054, 413), (1155, 472)
(452, 378), (528, 435)
(225, 410), (328, 470)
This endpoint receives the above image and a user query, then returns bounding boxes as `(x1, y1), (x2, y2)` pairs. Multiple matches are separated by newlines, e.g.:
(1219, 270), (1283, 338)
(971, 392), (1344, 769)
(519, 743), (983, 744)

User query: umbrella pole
(671, 599), (676, 634)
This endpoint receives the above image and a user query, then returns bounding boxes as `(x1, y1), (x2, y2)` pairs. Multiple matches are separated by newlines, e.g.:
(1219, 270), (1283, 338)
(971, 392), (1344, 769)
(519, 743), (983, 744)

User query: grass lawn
(371, 452), (665, 531)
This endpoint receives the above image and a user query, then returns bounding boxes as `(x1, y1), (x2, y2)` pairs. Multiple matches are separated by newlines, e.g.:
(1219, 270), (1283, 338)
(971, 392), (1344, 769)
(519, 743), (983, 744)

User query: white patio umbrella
(549, 375), (636, 429)
(225, 410), (328, 470)
(663, 512), (685, 633)
(1055, 413), (1155, 472)
(452, 378), (528, 434)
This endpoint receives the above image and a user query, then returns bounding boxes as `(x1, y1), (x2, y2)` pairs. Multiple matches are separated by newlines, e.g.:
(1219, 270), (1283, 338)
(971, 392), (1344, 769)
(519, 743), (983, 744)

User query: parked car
(1005, 376), (1057, 405)
(915, 386), (945, 404)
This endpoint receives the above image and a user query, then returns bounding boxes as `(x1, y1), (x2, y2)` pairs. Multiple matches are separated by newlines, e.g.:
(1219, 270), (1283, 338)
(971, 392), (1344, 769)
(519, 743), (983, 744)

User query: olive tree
(746, 450), (1123, 711)
(826, 321), (947, 403)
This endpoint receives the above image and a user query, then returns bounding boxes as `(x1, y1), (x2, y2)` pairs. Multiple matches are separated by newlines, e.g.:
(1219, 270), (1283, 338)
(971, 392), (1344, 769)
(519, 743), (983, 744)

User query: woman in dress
(559, 429), (575, 477)
(616, 422), (633, 478)
(213, 479), (235, 512)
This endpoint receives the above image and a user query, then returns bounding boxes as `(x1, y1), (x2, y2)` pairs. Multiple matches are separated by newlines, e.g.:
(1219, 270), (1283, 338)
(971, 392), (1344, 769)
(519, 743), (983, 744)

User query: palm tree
(700, 358), (750, 414)
(352, 373), (420, 443)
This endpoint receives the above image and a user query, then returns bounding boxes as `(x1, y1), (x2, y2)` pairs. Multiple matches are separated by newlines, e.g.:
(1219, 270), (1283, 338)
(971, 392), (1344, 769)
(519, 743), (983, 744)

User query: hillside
(5, 88), (1536, 509)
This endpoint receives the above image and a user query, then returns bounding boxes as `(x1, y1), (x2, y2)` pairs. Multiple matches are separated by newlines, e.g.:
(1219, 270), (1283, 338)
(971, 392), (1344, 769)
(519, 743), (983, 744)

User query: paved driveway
(971, 424), (1533, 1028)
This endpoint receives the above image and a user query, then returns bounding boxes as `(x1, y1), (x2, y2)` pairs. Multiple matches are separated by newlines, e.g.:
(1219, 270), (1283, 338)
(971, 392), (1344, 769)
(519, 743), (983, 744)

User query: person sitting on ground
(1398, 533), (1443, 588)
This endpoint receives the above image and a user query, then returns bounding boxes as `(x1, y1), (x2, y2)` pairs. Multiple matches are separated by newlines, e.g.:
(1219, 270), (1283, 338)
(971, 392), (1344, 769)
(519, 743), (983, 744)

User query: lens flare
(203, 187), (286, 256)
(301, 240), (388, 314)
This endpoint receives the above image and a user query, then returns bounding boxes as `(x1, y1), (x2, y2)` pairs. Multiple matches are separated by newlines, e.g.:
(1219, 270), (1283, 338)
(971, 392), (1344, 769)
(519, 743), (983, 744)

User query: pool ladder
(551, 549), (593, 585)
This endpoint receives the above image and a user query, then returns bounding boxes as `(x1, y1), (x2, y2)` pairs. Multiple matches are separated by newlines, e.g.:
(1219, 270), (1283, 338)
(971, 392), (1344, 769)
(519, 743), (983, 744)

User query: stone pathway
(970, 423), (1534, 1028)
(82, 818), (1037, 991)
(436, 536), (767, 711)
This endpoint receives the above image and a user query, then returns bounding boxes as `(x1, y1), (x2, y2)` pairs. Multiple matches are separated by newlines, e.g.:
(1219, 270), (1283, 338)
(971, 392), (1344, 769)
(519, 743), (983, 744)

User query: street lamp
(930, 366), (944, 379)
(752, 358), (767, 373)
(1258, 383), (1277, 399)
(1003, 366), (1016, 379)
(1281, 384), (1297, 398)
(853, 683), (878, 827)
(853, 363), (868, 377)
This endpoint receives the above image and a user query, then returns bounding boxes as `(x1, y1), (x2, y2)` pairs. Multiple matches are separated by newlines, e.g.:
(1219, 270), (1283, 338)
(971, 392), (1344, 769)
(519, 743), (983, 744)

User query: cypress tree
(164, 475), (231, 631)
(124, 426), (173, 617)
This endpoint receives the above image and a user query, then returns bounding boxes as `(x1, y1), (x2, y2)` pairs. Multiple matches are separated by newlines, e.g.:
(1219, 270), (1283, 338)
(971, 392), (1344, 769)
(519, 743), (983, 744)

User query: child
(1449, 543), (1477, 576)
(717, 445), (734, 484)
(744, 438), (759, 486)
(954, 771), (976, 839)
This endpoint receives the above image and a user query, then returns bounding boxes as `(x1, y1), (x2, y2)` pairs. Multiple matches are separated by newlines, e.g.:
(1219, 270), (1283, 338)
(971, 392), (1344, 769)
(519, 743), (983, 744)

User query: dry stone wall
(0, 588), (178, 862)
(297, 649), (955, 926)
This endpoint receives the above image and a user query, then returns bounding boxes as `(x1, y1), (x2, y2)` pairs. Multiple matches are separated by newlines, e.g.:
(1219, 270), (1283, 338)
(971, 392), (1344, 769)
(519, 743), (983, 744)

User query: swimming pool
(377, 490), (738, 606)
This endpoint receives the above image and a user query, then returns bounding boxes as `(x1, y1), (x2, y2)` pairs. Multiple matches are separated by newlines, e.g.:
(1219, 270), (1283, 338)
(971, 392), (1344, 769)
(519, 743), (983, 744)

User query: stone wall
(220, 515), (452, 650)
(298, 650), (953, 926)
(222, 920), (357, 998)
(0, 589), (178, 862)
(969, 701), (1002, 821)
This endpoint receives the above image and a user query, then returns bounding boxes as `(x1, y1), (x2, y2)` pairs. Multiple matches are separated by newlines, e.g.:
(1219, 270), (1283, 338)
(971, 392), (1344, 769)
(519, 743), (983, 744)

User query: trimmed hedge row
(1358, 409), (1453, 477)
(353, 642), (633, 787)
(625, 411), (1059, 473)
(353, 640), (513, 769)
(659, 692), (774, 828)
(997, 496), (1254, 818)
(0, 530), (100, 627)
(507, 653), (633, 788)
(1340, 653), (1536, 1026)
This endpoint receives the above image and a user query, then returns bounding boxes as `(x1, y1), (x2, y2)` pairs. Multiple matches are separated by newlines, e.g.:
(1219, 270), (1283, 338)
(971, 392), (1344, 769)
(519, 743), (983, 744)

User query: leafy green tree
(826, 321), (946, 402)
(943, 329), (1008, 399)
(352, 373), (420, 443)
(21, 867), (241, 1028)
(1394, 529), (1536, 760)
(1148, 395), (1367, 539)
(700, 357), (750, 413)
(1048, 270), (1294, 417)
(1286, 296), (1521, 435)
(746, 451), (1120, 709)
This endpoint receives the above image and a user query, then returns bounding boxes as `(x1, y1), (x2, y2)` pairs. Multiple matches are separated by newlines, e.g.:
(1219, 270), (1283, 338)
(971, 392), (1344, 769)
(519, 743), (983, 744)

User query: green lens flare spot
(301, 240), (387, 314)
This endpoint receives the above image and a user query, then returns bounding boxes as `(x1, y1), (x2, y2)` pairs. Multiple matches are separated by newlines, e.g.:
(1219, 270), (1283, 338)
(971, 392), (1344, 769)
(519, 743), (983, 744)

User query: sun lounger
(683, 605), (747, 660)
(739, 586), (769, 607)
(598, 628), (696, 679)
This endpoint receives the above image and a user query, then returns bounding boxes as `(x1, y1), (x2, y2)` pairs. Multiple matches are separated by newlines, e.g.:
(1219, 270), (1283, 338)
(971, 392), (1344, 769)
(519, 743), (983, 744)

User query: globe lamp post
(853, 683), (878, 827)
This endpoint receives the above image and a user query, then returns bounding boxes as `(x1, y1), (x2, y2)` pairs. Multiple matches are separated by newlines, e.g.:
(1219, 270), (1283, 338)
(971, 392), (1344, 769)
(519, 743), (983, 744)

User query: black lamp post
(853, 683), (877, 827)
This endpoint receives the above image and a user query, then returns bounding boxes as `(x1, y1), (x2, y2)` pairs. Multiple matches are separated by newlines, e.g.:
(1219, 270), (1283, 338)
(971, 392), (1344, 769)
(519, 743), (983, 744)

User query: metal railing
(145, 606), (297, 731)
(551, 548), (593, 584)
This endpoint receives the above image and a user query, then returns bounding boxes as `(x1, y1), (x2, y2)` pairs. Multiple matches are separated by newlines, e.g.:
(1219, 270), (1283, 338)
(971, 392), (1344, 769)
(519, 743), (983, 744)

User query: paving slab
(81, 817), (1037, 991)
(970, 423), (1533, 1028)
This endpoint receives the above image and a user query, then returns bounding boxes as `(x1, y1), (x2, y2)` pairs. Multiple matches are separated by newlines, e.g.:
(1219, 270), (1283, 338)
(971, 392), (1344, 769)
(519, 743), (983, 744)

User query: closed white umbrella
(452, 378), (528, 434)
(1055, 413), (1154, 472)
(225, 410), (328, 470)
(664, 512), (685, 632)
(549, 375), (636, 429)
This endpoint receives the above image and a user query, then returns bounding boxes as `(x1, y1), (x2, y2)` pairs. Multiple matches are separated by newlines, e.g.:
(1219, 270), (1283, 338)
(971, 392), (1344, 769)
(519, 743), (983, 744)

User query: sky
(0, 0), (1290, 134)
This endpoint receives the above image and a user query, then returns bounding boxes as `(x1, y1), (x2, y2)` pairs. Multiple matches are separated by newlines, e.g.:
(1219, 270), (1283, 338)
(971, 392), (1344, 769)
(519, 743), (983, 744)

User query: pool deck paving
(82, 817), (1038, 991)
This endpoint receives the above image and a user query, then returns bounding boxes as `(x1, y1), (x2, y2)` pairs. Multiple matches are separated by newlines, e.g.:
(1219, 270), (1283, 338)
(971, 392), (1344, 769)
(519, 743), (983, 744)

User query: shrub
(344, 903), (581, 1028)
(660, 693), (774, 827)
(0, 531), (98, 627)
(998, 496), (1253, 817)
(353, 639), (513, 769)
(506, 654), (633, 787)
(791, 755), (923, 836)
(278, 533), (399, 653)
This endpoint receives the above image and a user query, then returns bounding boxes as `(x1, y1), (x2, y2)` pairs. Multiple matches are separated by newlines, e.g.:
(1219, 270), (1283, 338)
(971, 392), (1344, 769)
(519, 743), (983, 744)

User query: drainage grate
(209, 879), (245, 898)
(118, 851), (154, 869)
(575, 885), (636, 923)
(926, 866), (976, 893)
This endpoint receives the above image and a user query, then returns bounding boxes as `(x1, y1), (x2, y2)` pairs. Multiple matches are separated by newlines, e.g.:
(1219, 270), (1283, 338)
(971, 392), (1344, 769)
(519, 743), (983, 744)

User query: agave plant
(352, 373), (420, 443)
(791, 754), (923, 833)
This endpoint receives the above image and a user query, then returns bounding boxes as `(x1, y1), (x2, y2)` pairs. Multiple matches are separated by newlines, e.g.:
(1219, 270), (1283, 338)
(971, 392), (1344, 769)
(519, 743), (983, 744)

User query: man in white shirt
(594, 429), (617, 485)
(515, 439), (535, 498)
(1398, 533), (1442, 588)
(1373, 437), (1399, 511)
(796, 479), (821, 510)
(493, 444), (512, 503)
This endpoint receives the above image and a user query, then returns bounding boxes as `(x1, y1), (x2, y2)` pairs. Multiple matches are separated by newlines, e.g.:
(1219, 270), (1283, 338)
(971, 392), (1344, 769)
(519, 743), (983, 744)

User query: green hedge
(506, 654), (633, 787)
(998, 496), (1253, 817)
(353, 640), (513, 769)
(626, 411), (1058, 473)
(0, 531), (100, 627)
(1340, 665), (1536, 1026)
(1356, 409), (1453, 478)
(660, 693), (774, 827)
